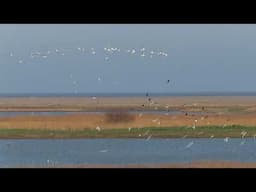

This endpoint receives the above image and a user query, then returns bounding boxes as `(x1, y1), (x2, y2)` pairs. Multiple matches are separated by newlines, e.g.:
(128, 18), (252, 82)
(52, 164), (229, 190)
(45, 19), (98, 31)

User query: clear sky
(0, 24), (256, 94)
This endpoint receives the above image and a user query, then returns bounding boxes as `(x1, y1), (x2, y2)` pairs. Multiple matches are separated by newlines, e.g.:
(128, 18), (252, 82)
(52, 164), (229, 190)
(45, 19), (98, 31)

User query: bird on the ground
(152, 118), (159, 123)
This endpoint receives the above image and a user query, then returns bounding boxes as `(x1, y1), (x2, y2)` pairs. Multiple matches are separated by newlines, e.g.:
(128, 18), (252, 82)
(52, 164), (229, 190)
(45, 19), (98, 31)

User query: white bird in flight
(146, 135), (152, 141)
(224, 137), (229, 142)
(240, 140), (246, 145)
(241, 131), (247, 138)
(96, 126), (101, 131)
(185, 141), (194, 148)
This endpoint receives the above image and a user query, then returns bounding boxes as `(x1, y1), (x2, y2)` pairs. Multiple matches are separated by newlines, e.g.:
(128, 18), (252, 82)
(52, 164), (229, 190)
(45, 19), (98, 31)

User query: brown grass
(1, 113), (256, 130)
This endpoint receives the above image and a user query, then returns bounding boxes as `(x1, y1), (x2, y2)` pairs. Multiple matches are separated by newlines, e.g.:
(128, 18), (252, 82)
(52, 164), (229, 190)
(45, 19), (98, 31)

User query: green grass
(1, 125), (256, 139)
(227, 107), (247, 113)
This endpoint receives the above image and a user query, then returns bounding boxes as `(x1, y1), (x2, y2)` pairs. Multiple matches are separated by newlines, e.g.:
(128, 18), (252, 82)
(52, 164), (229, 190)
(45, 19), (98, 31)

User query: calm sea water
(0, 138), (255, 167)
(0, 110), (209, 117)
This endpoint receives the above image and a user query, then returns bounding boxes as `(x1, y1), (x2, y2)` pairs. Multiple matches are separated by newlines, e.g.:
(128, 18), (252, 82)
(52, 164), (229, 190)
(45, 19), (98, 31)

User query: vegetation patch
(1, 125), (256, 139)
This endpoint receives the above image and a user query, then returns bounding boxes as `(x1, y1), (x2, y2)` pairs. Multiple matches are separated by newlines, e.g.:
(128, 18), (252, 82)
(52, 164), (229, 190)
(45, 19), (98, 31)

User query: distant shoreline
(37, 161), (256, 168)
(1, 96), (256, 112)
(2, 92), (256, 97)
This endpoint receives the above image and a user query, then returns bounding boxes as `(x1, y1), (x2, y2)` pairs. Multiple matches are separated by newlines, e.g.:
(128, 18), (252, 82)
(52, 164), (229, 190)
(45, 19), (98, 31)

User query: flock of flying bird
(9, 47), (170, 93)
(9, 46), (170, 94)
(9, 46), (168, 64)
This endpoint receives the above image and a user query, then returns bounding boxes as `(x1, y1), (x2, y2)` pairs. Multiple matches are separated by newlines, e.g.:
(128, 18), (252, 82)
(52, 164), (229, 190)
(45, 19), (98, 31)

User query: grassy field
(0, 125), (256, 139)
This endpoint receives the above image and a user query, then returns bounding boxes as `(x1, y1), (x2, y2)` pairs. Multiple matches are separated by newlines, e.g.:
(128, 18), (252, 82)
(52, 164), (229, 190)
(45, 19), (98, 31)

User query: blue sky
(0, 24), (256, 93)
